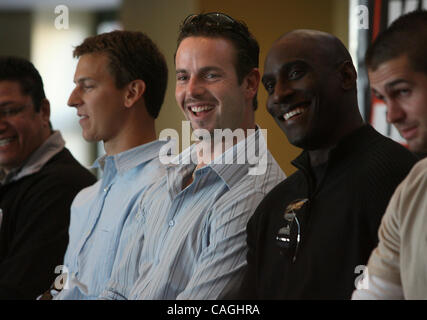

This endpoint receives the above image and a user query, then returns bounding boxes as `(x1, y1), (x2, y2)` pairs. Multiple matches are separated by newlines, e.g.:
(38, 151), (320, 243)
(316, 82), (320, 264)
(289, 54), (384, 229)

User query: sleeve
(357, 160), (427, 300)
(352, 274), (404, 300)
(350, 182), (403, 300)
(174, 191), (265, 300)
(351, 208), (404, 301)
(0, 173), (93, 299)
(366, 185), (402, 286)
(352, 160), (427, 300)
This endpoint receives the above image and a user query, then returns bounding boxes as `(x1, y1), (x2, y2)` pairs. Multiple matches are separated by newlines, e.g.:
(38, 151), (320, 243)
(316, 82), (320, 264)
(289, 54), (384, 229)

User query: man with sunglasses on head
(99, 12), (284, 300)
(0, 57), (95, 299)
(234, 30), (417, 299)
(352, 10), (427, 299)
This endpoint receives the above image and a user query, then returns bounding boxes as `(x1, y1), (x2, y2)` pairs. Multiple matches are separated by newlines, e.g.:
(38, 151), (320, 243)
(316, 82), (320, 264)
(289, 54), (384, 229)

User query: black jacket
(0, 148), (96, 299)
(238, 125), (418, 299)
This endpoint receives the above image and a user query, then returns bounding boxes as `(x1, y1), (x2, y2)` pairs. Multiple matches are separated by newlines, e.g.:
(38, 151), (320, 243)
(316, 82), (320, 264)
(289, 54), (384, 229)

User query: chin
(191, 121), (214, 134)
(82, 133), (96, 142)
(283, 130), (302, 146)
(288, 131), (324, 150)
(408, 141), (427, 154)
(283, 127), (307, 148)
(288, 137), (308, 149)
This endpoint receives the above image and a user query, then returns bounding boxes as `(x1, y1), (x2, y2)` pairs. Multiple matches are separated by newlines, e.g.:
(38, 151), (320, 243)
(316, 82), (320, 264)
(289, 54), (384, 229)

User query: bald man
(234, 30), (417, 299)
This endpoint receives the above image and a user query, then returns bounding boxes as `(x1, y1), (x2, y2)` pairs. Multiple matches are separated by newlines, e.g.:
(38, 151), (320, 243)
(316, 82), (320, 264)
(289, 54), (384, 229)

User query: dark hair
(73, 30), (168, 119)
(366, 10), (427, 73)
(0, 56), (46, 112)
(176, 12), (260, 110)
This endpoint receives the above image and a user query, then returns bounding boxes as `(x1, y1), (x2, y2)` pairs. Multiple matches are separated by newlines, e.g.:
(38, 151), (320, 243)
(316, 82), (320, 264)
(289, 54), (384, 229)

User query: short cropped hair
(366, 10), (427, 73)
(73, 30), (168, 119)
(176, 13), (259, 110)
(0, 56), (46, 112)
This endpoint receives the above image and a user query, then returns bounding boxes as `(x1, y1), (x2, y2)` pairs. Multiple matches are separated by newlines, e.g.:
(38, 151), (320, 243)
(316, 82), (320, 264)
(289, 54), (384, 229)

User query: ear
(242, 68), (260, 102)
(39, 98), (51, 127)
(124, 79), (146, 108)
(338, 60), (357, 91)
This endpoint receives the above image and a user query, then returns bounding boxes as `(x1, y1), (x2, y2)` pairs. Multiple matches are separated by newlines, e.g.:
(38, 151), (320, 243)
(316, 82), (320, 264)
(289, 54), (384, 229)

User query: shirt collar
(92, 139), (168, 173)
(167, 126), (267, 190)
(292, 124), (374, 170)
(0, 131), (65, 185)
(209, 127), (266, 189)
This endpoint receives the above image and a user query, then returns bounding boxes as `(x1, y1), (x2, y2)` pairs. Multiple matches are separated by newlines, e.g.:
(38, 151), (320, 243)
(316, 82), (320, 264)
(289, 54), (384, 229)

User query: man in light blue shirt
(40, 30), (169, 299)
(100, 13), (286, 300)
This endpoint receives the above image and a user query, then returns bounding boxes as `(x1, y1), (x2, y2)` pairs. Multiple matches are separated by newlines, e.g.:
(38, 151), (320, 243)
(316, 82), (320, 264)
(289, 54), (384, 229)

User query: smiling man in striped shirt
(100, 13), (285, 300)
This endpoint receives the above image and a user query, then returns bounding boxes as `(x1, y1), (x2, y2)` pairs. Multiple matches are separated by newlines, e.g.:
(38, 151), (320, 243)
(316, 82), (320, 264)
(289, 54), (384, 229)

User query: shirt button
(136, 211), (145, 223)
(103, 187), (108, 192)
(168, 220), (175, 227)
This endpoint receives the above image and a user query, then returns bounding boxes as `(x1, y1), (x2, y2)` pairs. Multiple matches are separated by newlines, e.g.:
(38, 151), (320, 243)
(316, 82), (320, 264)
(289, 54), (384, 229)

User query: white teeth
(284, 107), (306, 121)
(190, 105), (214, 113)
(0, 138), (14, 147)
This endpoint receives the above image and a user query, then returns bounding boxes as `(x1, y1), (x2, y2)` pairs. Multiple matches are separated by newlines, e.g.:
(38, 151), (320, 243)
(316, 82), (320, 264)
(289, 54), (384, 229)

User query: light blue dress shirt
(54, 140), (167, 299)
(100, 129), (286, 300)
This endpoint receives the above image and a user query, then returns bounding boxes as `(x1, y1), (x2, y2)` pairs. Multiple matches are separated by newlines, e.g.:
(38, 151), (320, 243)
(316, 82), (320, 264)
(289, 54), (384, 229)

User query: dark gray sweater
(237, 125), (417, 299)
(0, 148), (95, 299)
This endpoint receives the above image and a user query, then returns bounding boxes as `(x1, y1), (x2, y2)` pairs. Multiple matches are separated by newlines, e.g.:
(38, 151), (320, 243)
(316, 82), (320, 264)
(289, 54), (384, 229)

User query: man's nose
(0, 116), (9, 132)
(186, 77), (205, 98)
(67, 87), (82, 108)
(386, 100), (405, 124)
(272, 80), (295, 105)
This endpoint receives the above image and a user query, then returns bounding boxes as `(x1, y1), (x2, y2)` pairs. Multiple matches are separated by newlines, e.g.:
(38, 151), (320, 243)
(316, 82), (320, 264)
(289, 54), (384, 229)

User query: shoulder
(127, 155), (167, 185)
(218, 151), (286, 204)
(405, 157), (427, 179)
(397, 158), (427, 199)
(246, 150), (287, 194)
(375, 159), (427, 250)
(391, 159), (427, 245)
(353, 131), (417, 191)
(71, 179), (102, 204)
(8, 149), (97, 204)
(363, 129), (417, 168)
(41, 148), (96, 188)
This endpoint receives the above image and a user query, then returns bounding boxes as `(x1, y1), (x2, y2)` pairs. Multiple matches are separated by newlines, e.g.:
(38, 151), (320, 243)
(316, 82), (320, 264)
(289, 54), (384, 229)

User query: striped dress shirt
(100, 129), (286, 300)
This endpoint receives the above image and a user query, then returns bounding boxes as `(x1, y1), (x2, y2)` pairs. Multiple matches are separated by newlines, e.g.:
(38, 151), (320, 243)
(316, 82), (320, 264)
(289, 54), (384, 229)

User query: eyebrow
(371, 88), (382, 97)
(385, 79), (412, 90)
(262, 60), (307, 81)
(176, 66), (224, 74)
(74, 77), (95, 84)
(0, 101), (15, 108)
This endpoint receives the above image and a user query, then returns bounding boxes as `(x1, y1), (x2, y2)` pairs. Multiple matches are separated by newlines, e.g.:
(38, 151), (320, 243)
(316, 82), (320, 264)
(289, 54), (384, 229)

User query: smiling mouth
(0, 137), (16, 147)
(188, 104), (215, 116)
(280, 102), (311, 122)
(283, 107), (307, 121)
(399, 126), (418, 140)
